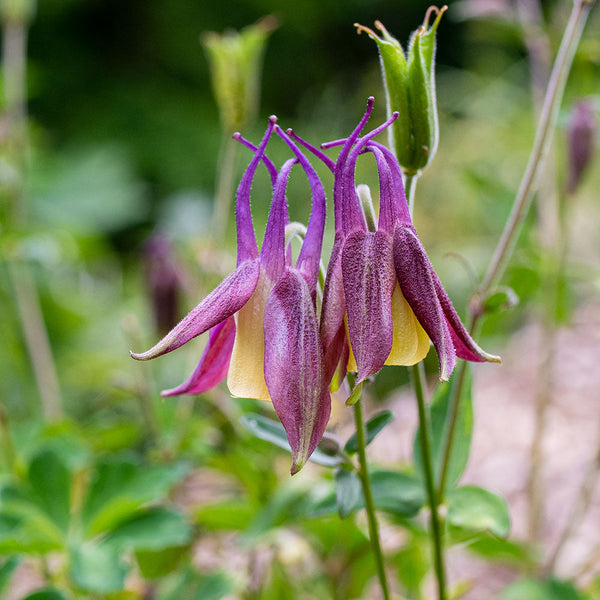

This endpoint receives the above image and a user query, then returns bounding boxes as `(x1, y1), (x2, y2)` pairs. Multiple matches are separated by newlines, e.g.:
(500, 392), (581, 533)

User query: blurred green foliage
(1, 0), (599, 598)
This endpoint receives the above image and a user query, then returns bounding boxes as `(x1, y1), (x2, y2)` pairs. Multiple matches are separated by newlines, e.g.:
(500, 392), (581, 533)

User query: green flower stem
(411, 364), (447, 600)
(404, 171), (420, 218)
(404, 160), (447, 600)
(436, 360), (468, 499)
(350, 383), (391, 600)
(480, 0), (595, 295)
(436, 0), (595, 503)
(211, 133), (239, 241)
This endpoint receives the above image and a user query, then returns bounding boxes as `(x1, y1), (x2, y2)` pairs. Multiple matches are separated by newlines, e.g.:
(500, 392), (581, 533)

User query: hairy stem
(352, 390), (391, 600)
(411, 365), (447, 600)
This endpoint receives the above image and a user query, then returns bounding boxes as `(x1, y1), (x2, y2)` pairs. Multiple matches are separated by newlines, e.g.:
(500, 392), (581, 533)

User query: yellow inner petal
(386, 284), (430, 366)
(227, 273), (271, 401)
(345, 284), (430, 373)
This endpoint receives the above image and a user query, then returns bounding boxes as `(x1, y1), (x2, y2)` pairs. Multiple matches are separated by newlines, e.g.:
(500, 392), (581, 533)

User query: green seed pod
(202, 16), (277, 133)
(356, 6), (446, 175)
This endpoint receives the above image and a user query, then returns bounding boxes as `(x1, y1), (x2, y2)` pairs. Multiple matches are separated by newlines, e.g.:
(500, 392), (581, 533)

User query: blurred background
(1, 0), (599, 598)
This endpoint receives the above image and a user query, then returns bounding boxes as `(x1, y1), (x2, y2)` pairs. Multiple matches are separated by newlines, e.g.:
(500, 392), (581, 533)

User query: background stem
(480, 0), (595, 295)
(3, 9), (63, 421)
(436, 0), (595, 505)
(211, 133), (239, 241)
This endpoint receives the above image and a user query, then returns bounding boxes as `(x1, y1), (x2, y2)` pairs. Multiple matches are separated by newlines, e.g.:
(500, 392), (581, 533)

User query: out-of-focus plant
(0, 444), (197, 597)
(202, 16), (278, 239)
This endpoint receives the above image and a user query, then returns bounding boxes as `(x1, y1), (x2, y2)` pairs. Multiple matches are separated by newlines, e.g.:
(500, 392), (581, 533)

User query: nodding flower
(288, 97), (500, 385)
(131, 117), (331, 474)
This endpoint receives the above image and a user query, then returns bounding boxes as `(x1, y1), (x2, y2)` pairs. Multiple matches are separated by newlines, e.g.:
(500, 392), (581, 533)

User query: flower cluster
(131, 98), (500, 473)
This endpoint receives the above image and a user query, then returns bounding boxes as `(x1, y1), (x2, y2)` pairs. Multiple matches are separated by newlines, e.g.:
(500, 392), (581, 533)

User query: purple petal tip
(232, 132), (241, 140)
(269, 115), (278, 124)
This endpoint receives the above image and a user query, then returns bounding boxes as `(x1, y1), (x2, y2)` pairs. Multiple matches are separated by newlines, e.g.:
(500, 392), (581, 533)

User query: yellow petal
(345, 317), (358, 373)
(385, 284), (430, 366)
(227, 272), (271, 401)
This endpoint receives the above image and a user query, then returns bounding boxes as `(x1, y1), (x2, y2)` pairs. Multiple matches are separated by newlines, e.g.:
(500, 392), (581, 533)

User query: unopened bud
(142, 234), (183, 336)
(567, 99), (596, 195)
(356, 6), (447, 174)
(202, 16), (277, 133)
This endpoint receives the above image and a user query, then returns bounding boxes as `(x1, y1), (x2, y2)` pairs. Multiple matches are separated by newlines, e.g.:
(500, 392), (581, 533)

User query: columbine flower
(290, 98), (500, 383)
(131, 117), (330, 474)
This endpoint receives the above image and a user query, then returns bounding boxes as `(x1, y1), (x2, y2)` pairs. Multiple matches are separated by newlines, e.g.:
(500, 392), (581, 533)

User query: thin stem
(437, 0), (595, 501)
(8, 261), (62, 421)
(352, 392), (391, 600)
(480, 0), (595, 295)
(211, 133), (239, 241)
(545, 405), (600, 572)
(3, 9), (62, 421)
(436, 361), (468, 499)
(411, 365), (447, 600)
(404, 171), (420, 218)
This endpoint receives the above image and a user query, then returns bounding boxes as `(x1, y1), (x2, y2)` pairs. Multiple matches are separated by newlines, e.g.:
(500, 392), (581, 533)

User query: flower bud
(202, 16), (277, 133)
(566, 99), (596, 195)
(0, 0), (36, 23)
(142, 234), (183, 336)
(356, 6), (447, 174)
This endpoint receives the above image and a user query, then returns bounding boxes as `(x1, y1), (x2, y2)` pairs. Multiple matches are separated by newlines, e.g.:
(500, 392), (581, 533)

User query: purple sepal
(342, 230), (396, 382)
(130, 259), (260, 361)
(264, 270), (331, 475)
(393, 224), (503, 381)
(320, 236), (346, 367)
(161, 317), (236, 397)
(393, 225), (455, 380)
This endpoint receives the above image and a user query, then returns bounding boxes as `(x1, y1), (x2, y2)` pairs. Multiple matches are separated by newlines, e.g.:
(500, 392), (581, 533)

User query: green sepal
(356, 6), (446, 174)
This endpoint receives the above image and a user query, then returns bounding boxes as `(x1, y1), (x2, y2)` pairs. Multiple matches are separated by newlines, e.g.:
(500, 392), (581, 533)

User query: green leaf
(370, 471), (425, 516)
(0, 556), (20, 594)
(157, 568), (233, 600)
(307, 470), (424, 519)
(483, 286), (519, 314)
(0, 512), (62, 553)
(413, 373), (473, 491)
(393, 539), (429, 595)
(334, 469), (361, 518)
(19, 590), (67, 600)
(501, 577), (586, 600)
(28, 449), (72, 533)
(69, 542), (128, 593)
(82, 458), (189, 537)
(135, 545), (190, 579)
(468, 536), (534, 566)
(344, 410), (394, 454)
(102, 507), (192, 552)
(195, 500), (255, 531)
(447, 486), (510, 538)
(240, 413), (341, 468)
(243, 486), (309, 541)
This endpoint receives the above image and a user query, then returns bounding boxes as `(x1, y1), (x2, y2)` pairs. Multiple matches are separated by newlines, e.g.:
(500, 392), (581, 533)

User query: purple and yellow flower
(290, 98), (500, 384)
(131, 117), (330, 473)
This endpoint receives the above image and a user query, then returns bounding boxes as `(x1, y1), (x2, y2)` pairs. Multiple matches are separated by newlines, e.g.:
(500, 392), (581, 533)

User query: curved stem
(436, 0), (595, 503)
(352, 391), (391, 600)
(480, 0), (595, 295)
(411, 365), (447, 600)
